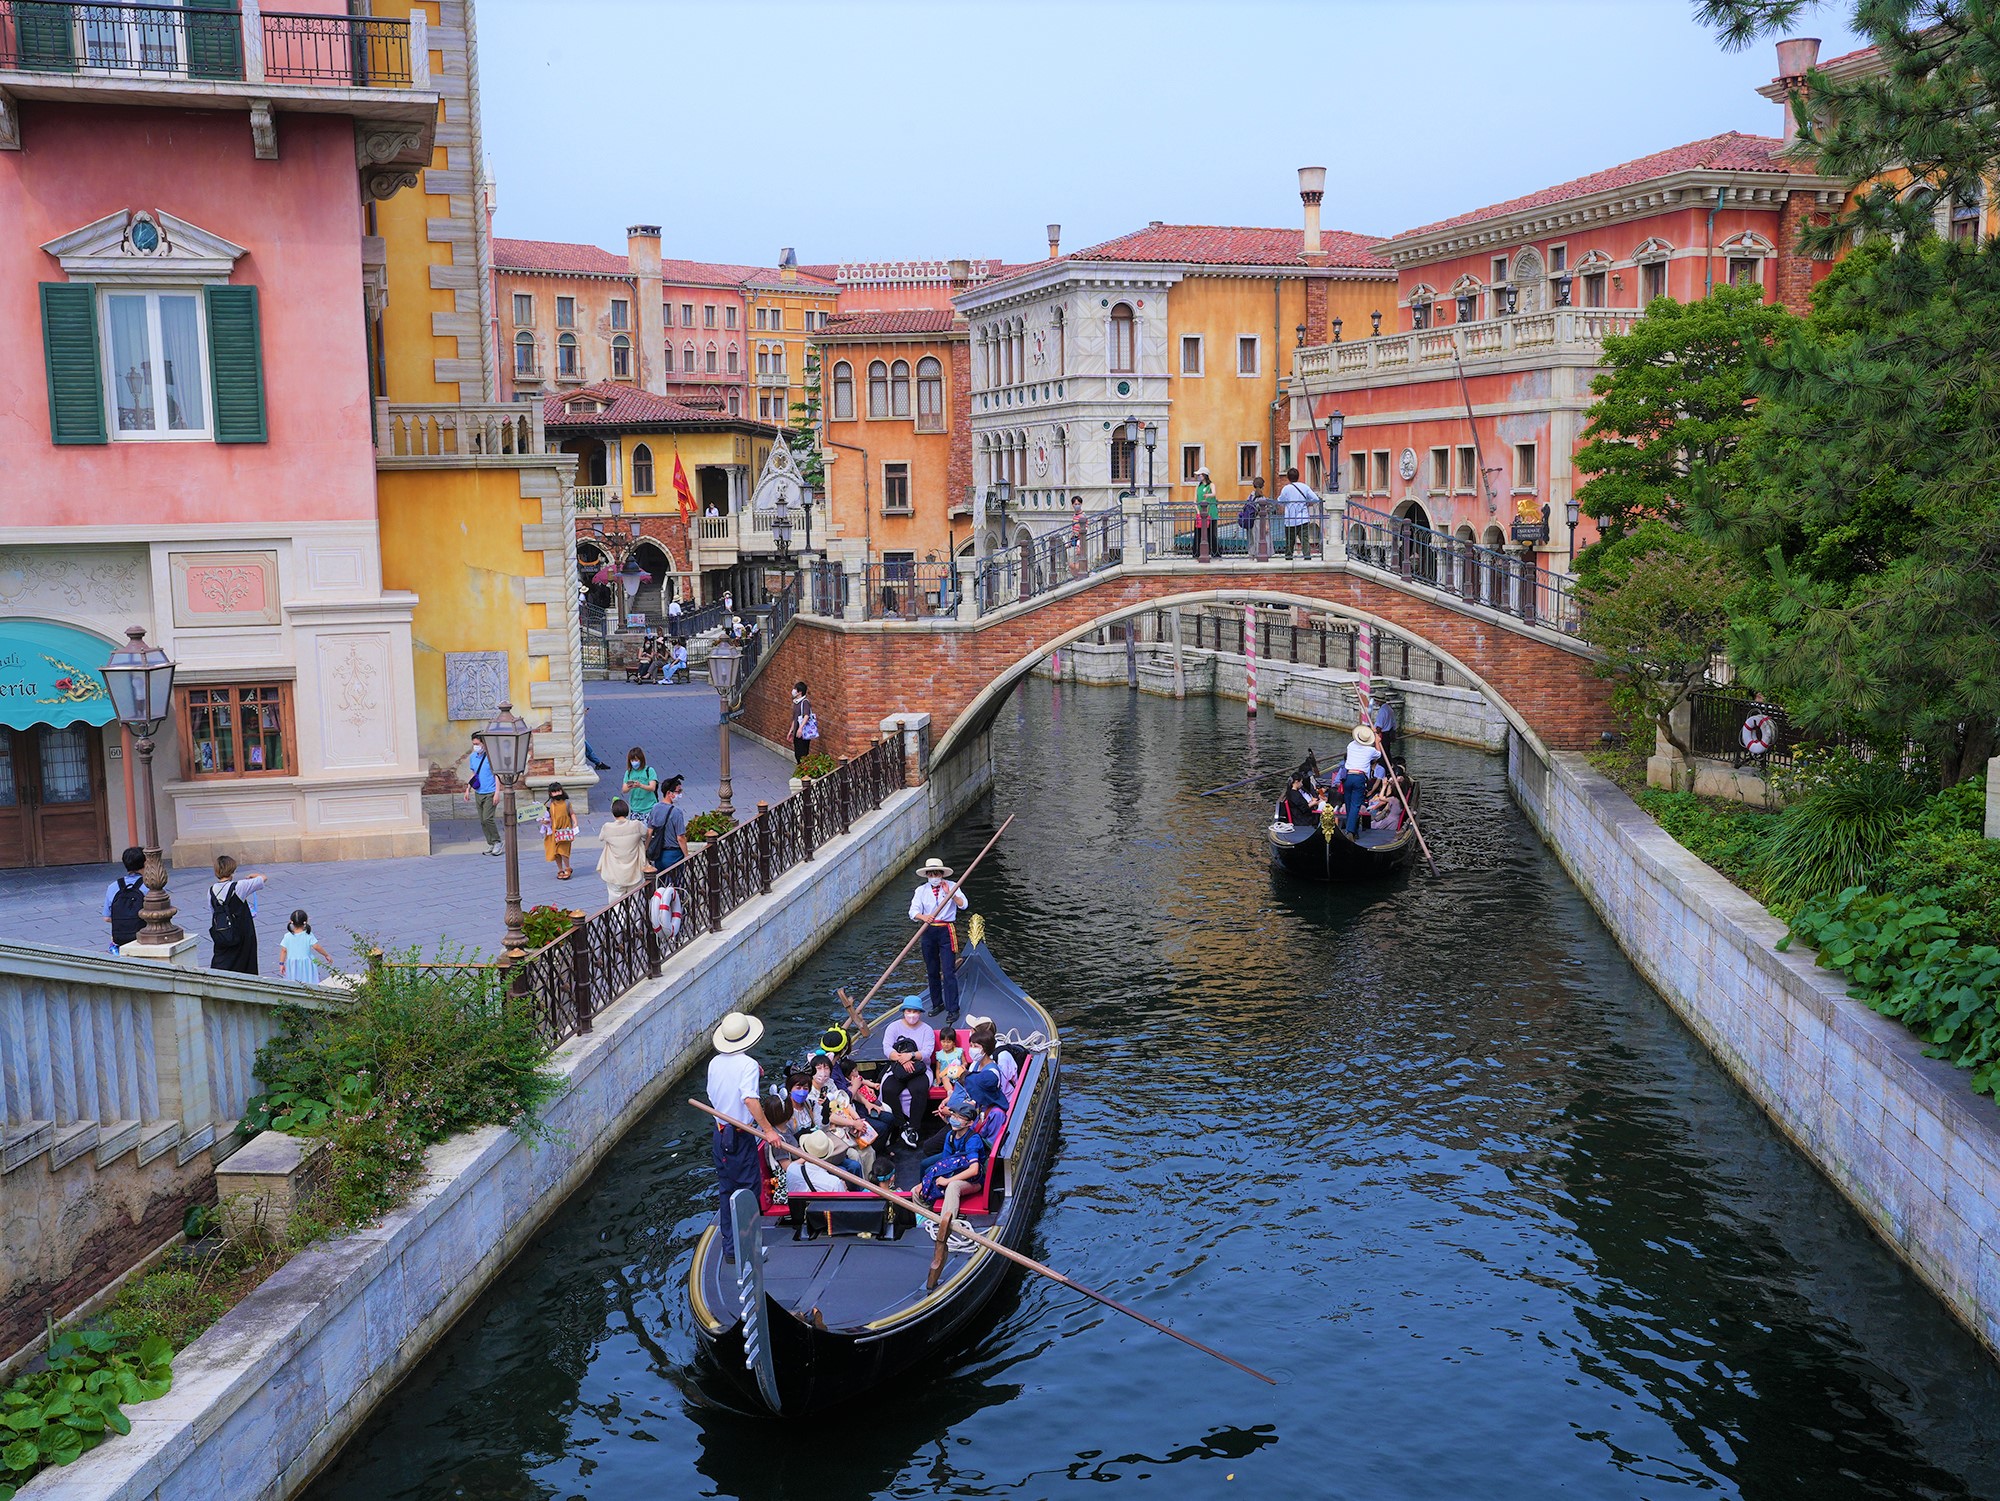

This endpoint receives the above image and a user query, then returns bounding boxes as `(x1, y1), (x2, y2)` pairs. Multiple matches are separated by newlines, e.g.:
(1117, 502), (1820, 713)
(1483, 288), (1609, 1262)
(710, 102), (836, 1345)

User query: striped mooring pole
(1245, 601), (1258, 717)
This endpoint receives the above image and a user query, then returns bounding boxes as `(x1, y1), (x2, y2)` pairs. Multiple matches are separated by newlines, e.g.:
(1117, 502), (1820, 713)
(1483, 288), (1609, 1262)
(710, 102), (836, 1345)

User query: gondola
(1266, 751), (1421, 881)
(687, 916), (1059, 1415)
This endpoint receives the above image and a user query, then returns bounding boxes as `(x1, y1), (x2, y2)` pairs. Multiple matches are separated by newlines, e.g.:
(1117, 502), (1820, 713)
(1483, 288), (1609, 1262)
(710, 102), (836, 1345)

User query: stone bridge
(740, 501), (1613, 770)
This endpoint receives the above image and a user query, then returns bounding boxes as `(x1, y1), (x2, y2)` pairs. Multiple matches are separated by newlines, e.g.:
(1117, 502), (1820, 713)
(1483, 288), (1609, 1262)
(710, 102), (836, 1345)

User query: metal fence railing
(976, 508), (1121, 615)
(1690, 687), (1803, 769)
(262, 10), (413, 86)
(808, 559), (848, 618)
(863, 561), (958, 620)
(1174, 607), (1468, 689)
(0, 2), (416, 85)
(1139, 500), (1328, 562)
(1343, 499), (1578, 633)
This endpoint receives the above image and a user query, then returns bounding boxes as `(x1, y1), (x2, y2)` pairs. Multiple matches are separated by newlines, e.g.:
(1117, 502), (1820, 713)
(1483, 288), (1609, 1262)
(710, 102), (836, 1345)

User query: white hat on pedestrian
(712, 1012), (764, 1054)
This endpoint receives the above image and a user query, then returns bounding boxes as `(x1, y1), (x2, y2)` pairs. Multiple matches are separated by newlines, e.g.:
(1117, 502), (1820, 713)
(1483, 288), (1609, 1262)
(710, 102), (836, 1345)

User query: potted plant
(685, 809), (737, 842)
(521, 904), (579, 950)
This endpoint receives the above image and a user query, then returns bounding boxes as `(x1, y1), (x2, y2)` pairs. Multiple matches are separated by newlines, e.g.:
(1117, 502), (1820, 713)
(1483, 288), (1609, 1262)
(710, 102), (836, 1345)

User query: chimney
(1298, 166), (1327, 256)
(1149, 220), (1164, 230)
(1046, 223), (1061, 258)
(947, 257), (971, 295)
(627, 225), (664, 394)
(779, 246), (798, 283)
(1773, 37), (1820, 141)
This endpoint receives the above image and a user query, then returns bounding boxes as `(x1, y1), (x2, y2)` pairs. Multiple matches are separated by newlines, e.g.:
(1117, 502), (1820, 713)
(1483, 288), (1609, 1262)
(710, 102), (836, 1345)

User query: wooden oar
(1390, 774), (1440, 877)
(688, 1099), (1276, 1386)
(1197, 768), (1282, 797)
(856, 814), (1014, 1033)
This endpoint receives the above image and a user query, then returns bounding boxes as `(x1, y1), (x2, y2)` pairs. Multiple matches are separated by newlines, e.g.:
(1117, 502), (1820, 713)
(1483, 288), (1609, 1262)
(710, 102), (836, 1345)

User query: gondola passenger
(914, 1098), (988, 1220)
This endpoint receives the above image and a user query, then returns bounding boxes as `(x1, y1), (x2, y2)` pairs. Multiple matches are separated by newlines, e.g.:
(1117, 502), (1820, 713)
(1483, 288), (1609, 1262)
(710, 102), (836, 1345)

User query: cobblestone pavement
(0, 681), (796, 965)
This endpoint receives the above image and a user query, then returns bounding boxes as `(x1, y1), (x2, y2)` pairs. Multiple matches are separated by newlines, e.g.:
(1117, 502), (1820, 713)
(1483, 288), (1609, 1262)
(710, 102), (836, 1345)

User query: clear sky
(478, 0), (1865, 265)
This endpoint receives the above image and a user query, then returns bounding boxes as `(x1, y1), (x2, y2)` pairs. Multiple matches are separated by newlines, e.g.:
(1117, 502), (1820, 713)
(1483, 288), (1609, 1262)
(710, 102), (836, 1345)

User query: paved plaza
(0, 681), (796, 965)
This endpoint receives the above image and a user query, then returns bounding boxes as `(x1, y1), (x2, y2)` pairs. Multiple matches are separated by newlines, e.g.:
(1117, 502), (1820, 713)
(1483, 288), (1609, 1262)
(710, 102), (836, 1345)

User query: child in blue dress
(279, 910), (332, 986)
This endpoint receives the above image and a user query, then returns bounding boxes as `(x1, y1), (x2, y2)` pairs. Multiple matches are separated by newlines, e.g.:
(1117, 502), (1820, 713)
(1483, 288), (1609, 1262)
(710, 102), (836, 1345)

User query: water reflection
(310, 679), (2000, 1501)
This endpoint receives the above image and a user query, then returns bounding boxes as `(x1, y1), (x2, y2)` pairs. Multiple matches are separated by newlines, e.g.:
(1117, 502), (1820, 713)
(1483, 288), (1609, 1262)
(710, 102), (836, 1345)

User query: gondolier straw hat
(921, 857), (954, 879)
(1353, 724), (1378, 746)
(712, 1012), (763, 1054)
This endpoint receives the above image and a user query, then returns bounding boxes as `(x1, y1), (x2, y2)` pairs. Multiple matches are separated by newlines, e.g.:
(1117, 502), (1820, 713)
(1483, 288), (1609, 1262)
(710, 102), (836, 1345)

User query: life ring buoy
(649, 883), (684, 940)
(1741, 712), (1777, 756)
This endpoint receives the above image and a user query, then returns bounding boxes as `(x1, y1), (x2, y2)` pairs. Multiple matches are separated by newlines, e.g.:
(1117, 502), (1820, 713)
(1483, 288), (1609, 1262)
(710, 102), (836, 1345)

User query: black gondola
(687, 918), (1059, 1415)
(1267, 750), (1421, 881)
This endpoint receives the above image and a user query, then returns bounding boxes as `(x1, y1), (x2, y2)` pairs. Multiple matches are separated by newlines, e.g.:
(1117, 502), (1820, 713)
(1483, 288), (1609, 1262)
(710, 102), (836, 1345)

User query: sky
(478, 0), (1867, 266)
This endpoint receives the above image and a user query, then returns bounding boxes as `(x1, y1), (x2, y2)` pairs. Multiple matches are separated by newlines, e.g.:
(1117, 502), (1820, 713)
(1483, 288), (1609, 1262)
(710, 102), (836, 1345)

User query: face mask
(929, 877), (942, 889)
(630, 759), (642, 769)
(967, 1046), (985, 1066)
(790, 1087), (809, 1104)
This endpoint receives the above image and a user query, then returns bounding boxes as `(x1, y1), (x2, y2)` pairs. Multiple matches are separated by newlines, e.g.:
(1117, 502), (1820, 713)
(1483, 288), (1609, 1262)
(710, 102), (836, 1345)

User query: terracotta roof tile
(542, 382), (771, 430)
(492, 237), (630, 275)
(1071, 223), (1388, 269)
(1395, 132), (1793, 239)
(817, 309), (959, 336)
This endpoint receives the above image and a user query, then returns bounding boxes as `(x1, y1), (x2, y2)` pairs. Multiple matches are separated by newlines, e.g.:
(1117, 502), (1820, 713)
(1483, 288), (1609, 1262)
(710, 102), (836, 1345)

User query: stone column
(880, 713), (932, 786)
(841, 556), (866, 622)
(1987, 754), (2000, 838)
(1323, 492), (1349, 564)
(955, 557), (980, 622)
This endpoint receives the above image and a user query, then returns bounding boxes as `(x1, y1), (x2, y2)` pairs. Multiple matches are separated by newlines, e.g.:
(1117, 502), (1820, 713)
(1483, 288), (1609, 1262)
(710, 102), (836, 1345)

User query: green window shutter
(39, 282), (106, 446)
(16, 3), (78, 72)
(205, 285), (267, 444)
(182, 0), (243, 81)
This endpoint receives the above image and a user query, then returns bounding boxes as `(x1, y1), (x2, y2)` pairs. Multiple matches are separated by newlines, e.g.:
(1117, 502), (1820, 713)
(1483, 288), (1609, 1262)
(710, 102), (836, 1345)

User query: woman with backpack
(208, 854), (266, 974)
(104, 846), (147, 953)
(791, 681), (819, 766)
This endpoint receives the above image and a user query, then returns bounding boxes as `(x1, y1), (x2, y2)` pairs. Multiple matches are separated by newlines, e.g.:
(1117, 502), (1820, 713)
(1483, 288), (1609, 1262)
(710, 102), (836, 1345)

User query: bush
(1752, 753), (1930, 913)
(795, 751), (838, 781)
(685, 809), (737, 841)
(520, 904), (576, 951)
(1881, 779), (2000, 947)
(1634, 789), (1774, 895)
(239, 951), (562, 1228)
(0, 1326), (173, 1498)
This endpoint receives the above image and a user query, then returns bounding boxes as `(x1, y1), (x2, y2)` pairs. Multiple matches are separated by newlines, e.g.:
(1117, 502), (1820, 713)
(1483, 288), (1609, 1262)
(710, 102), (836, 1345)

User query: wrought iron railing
(1343, 499), (1578, 633)
(1139, 499), (1327, 562)
(1690, 687), (1801, 769)
(1, 0), (244, 78)
(808, 559), (848, 617)
(863, 561), (958, 620)
(975, 507), (1121, 615)
(262, 10), (412, 86)
(1177, 607), (1464, 689)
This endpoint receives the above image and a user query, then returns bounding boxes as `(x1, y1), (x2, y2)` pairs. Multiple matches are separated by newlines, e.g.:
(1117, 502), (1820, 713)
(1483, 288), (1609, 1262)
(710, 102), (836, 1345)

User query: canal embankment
(23, 727), (989, 1501)
(1509, 731), (2000, 1362)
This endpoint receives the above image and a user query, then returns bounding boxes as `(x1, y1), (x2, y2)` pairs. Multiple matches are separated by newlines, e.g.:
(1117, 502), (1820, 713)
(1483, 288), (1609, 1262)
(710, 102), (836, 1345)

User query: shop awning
(0, 619), (119, 730)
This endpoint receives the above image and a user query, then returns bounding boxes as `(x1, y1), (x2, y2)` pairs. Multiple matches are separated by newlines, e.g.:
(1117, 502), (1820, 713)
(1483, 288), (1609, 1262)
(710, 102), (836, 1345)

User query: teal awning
(0, 619), (119, 730)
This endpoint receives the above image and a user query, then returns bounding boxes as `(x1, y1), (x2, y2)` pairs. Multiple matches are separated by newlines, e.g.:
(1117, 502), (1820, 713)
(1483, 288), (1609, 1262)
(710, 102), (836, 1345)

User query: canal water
(311, 677), (2000, 1500)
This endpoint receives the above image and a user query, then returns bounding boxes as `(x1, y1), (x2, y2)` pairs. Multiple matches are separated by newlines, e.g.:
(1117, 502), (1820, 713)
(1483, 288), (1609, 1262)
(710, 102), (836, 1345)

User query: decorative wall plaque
(445, 651), (509, 723)
(169, 550), (280, 627)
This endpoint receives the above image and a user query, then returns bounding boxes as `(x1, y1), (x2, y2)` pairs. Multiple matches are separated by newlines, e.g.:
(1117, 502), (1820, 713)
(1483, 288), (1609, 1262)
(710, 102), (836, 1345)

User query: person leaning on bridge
(1278, 467), (1319, 560)
(707, 1012), (781, 1265)
(909, 857), (968, 1024)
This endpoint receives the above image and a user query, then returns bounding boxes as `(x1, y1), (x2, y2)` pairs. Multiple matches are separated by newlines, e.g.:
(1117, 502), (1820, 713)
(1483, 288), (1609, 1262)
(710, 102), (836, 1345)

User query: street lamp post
(707, 638), (743, 819)
(100, 626), (181, 948)
(1143, 422), (1157, 496)
(1565, 497), (1582, 571)
(1326, 409), (1345, 492)
(479, 700), (535, 955)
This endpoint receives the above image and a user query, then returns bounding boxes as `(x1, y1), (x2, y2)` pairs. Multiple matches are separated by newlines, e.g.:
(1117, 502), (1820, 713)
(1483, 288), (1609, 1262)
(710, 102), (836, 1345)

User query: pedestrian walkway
(0, 681), (798, 964)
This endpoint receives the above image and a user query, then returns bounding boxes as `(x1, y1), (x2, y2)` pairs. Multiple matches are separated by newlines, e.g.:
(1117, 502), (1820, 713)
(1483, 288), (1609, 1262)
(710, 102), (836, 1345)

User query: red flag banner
(672, 453), (694, 523)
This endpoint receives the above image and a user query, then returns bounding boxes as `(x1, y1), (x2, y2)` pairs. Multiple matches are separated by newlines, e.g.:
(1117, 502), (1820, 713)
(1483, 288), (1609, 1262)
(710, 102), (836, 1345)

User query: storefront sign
(1510, 519), (1550, 543)
(0, 619), (119, 730)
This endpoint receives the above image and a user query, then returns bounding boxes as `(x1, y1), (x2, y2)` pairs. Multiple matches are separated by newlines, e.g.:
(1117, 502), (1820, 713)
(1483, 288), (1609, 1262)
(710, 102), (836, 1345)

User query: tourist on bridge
(909, 857), (968, 1022)
(706, 1011), (781, 1264)
(596, 798), (650, 906)
(645, 775), (689, 880)
(1278, 467), (1319, 560)
(1194, 467), (1219, 560)
(1239, 475), (1271, 561)
(791, 680), (818, 765)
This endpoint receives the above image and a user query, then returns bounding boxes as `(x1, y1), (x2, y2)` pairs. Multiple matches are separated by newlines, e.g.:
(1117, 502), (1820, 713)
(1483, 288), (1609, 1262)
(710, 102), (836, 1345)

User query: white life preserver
(1740, 712), (1777, 756)
(649, 883), (684, 940)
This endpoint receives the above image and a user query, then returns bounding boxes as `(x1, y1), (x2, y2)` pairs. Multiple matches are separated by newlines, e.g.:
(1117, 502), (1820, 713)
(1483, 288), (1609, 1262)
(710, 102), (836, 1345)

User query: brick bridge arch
(741, 565), (1613, 770)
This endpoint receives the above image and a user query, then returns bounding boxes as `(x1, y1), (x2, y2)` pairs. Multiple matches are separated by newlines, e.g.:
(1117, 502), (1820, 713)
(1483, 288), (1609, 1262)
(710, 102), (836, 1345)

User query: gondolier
(909, 856), (968, 1023)
(706, 1012), (781, 1265)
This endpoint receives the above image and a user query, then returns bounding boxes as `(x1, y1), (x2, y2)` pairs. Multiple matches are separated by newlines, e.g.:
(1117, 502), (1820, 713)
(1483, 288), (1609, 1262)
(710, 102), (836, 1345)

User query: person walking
(278, 910), (333, 986)
(791, 681), (819, 765)
(909, 856), (968, 1023)
(103, 846), (146, 953)
(542, 782), (577, 880)
(1239, 475), (1271, 561)
(706, 1011), (781, 1265)
(467, 733), (501, 855)
(1194, 467), (1219, 560)
(207, 855), (264, 974)
(596, 797), (650, 905)
(621, 747), (659, 819)
(1278, 466), (1319, 560)
(645, 775), (689, 880)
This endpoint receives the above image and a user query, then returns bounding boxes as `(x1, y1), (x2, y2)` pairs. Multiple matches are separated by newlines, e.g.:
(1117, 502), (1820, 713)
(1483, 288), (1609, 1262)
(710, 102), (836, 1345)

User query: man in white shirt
(908, 857), (969, 1023)
(1276, 466), (1319, 560)
(1338, 723), (1386, 837)
(706, 1011), (780, 1264)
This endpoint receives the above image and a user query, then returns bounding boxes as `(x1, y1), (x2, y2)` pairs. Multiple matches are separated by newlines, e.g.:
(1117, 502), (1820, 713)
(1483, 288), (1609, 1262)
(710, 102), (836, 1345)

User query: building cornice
(1377, 169), (1847, 267)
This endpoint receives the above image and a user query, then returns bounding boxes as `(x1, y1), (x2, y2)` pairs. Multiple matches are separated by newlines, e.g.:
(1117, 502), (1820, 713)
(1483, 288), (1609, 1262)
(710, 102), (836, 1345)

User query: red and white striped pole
(1245, 601), (1258, 717)
(1356, 622), (1374, 716)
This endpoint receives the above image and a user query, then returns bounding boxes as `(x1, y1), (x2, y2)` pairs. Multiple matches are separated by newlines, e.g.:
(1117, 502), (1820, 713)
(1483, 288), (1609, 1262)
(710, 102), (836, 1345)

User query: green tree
(1575, 521), (1743, 755)
(1712, 236), (2000, 784)
(1572, 285), (1795, 538)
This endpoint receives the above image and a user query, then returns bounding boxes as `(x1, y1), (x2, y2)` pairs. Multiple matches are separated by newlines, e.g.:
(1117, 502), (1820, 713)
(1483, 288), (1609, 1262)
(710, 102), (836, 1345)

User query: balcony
(0, 0), (437, 152)
(1293, 308), (1643, 387)
(753, 369), (789, 388)
(375, 401), (553, 468)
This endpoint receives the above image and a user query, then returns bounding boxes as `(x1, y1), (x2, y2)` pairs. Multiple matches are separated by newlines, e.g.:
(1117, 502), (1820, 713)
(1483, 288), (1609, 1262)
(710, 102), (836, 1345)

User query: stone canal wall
(1510, 735), (2000, 1361)
(25, 765), (982, 1501)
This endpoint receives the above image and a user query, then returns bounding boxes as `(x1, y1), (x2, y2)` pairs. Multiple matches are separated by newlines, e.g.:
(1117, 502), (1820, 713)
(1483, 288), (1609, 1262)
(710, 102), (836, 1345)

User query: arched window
(1109, 303), (1135, 373)
(726, 343), (740, 374)
(514, 331), (535, 375)
(611, 334), (631, 378)
(831, 360), (854, 420)
(890, 359), (911, 418)
(557, 331), (578, 377)
(705, 342), (718, 374)
(727, 389), (741, 415)
(631, 442), (655, 494)
(682, 341), (696, 373)
(867, 359), (889, 418)
(772, 344), (786, 375)
(916, 356), (943, 431)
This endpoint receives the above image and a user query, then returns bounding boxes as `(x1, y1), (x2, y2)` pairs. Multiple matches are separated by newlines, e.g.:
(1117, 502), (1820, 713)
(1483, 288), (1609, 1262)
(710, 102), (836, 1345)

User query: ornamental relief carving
(169, 551), (281, 627)
(0, 547), (149, 627)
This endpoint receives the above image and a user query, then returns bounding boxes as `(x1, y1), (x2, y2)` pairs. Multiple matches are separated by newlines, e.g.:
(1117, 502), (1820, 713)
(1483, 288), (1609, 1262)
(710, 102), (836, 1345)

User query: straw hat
(1352, 724), (1378, 747)
(921, 857), (954, 880)
(798, 1130), (836, 1160)
(711, 1012), (764, 1054)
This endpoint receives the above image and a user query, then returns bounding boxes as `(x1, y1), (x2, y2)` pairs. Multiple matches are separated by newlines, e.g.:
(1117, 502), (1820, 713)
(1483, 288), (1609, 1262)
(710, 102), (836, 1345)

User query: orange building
(812, 309), (972, 575)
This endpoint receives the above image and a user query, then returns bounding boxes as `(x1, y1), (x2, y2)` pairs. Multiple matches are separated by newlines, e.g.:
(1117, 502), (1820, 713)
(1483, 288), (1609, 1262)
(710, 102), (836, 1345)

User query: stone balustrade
(374, 400), (549, 464)
(1293, 308), (1644, 383)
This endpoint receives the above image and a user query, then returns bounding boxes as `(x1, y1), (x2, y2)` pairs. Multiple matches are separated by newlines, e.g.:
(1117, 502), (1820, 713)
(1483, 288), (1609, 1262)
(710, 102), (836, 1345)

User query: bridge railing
(1343, 499), (1578, 633)
(1139, 500), (1328, 562)
(862, 561), (958, 621)
(976, 507), (1122, 615)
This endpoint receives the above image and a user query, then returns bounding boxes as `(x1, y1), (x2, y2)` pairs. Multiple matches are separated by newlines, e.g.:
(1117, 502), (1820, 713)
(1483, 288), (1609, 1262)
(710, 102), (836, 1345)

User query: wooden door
(0, 725), (111, 868)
